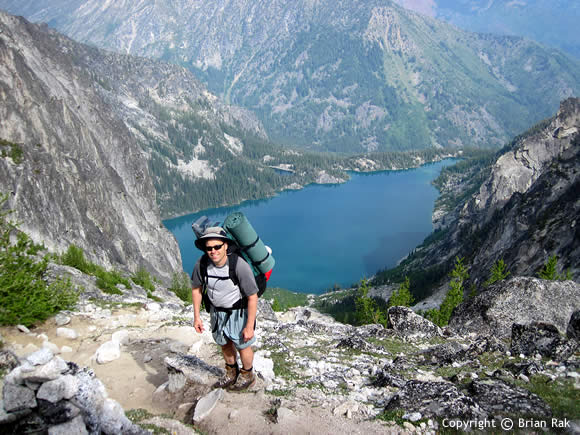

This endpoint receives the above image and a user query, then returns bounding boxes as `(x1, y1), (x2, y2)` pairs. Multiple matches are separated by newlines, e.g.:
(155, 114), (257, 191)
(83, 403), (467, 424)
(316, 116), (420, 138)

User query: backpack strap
(200, 253), (245, 312)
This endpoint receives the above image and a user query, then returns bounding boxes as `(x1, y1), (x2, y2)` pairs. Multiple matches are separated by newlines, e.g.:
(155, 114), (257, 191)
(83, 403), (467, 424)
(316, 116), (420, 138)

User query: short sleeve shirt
(191, 254), (258, 309)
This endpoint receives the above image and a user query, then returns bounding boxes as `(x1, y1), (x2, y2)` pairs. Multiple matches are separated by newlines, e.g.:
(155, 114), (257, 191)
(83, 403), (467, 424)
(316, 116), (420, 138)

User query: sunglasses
(205, 243), (224, 252)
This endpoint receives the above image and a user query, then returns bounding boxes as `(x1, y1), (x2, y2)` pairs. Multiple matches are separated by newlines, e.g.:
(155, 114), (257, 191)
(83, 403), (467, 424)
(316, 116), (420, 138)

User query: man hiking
(191, 226), (258, 390)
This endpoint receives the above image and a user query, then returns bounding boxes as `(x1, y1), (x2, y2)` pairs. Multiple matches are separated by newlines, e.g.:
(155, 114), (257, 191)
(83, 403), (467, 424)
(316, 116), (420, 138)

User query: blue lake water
(164, 159), (455, 294)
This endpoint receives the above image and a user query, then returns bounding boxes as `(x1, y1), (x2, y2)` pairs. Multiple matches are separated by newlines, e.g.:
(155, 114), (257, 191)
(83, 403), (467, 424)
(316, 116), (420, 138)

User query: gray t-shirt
(191, 254), (259, 309)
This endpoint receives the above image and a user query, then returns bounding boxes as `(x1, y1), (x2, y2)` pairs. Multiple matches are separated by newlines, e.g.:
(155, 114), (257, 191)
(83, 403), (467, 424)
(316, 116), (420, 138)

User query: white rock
(146, 303), (161, 312)
(42, 341), (60, 354)
(20, 357), (69, 383)
(188, 340), (204, 355)
(193, 388), (224, 423)
(48, 415), (88, 435)
(54, 314), (71, 326)
(26, 348), (54, 366)
(518, 374), (530, 383)
(111, 330), (129, 346)
(16, 325), (30, 334)
(37, 375), (80, 403)
(88, 325), (97, 332)
(61, 346), (73, 354)
(404, 412), (422, 422)
(228, 409), (239, 419)
(333, 401), (359, 417)
(56, 327), (79, 340)
(95, 341), (121, 364)
(254, 352), (275, 383)
(22, 343), (40, 356)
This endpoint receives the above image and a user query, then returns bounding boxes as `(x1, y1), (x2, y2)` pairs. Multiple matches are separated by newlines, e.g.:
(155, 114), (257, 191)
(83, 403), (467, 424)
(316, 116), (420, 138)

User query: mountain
(394, 0), (580, 59)
(0, 11), (182, 280)
(1, 0), (579, 153)
(378, 97), (579, 297)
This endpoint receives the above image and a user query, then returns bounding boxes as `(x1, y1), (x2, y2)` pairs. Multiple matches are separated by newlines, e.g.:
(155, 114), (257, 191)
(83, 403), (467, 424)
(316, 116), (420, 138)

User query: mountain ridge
(2, 0), (579, 153)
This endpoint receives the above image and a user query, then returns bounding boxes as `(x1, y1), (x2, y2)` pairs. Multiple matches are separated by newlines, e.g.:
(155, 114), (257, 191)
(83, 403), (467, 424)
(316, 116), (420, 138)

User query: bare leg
(221, 341), (237, 365)
(238, 345), (254, 370)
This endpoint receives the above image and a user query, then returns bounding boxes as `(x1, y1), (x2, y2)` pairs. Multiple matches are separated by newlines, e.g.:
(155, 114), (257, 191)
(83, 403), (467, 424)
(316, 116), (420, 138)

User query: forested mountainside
(1, 0), (579, 153)
(377, 98), (580, 298)
(0, 11), (182, 280)
(394, 0), (580, 59)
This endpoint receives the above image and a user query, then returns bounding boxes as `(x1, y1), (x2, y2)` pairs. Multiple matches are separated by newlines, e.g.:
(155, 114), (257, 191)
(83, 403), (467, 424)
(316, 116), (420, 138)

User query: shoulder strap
(228, 253), (240, 287)
(200, 254), (209, 285)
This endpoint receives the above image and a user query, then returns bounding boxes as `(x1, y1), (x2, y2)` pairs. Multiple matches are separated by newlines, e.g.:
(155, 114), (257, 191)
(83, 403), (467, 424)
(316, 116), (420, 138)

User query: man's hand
(241, 325), (254, 342)
(194, 317), (204, 333)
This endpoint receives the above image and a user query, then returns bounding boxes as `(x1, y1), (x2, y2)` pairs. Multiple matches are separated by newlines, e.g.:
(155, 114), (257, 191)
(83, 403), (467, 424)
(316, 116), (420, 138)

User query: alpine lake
(164, 159), (455, 294)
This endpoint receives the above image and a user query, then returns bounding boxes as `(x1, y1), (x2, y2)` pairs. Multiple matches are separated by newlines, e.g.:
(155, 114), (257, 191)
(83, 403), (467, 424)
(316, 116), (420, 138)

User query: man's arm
(242, 293), (258, 342)
(192, 286), (204, 333)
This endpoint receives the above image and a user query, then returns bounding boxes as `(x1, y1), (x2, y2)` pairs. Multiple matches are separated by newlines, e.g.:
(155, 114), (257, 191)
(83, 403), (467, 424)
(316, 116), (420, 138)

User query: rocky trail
(1, 270), (579, 434)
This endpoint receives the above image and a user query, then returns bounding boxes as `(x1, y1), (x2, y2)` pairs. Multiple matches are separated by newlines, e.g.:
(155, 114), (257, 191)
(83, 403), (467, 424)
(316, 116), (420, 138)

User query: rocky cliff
(383, 98), (579, 292)
(0, 11), (181, 281)
(2, 0), (579, 152)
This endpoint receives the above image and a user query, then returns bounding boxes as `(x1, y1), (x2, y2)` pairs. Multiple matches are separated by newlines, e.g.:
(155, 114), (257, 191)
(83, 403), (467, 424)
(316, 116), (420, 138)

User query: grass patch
(517, 375), (580, 419)
(266, 388), (293, 397)
(169, 271), (192, 303)
(262, 287), (309, 311)
(367, 337), (419, 355)
(132, 267), (156, 292)
(59, 245), (132, 295)
(270, 351), (298, 380)
(377, 408), (406, 426)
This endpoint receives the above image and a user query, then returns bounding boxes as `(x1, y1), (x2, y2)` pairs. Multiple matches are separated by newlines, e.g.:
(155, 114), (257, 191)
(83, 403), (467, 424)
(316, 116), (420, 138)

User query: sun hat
(194, 226), (236, 251)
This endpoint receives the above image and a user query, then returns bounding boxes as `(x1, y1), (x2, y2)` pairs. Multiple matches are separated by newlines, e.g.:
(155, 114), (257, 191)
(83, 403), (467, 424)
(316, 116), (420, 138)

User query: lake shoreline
(165, 159), (457, 294)
(160, 154), (459, 221)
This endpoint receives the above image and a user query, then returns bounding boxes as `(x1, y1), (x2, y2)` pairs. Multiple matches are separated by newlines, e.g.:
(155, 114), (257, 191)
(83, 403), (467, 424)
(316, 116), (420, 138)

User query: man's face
(205, 239), (228, 266)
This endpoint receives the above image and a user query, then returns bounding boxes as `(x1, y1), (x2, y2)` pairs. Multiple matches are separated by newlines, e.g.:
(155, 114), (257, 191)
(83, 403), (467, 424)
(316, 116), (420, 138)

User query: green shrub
(169, 271), (192, 303)
(355, 279), (388, 327)
(484, 259), (510, 287)
(0, 194), (79, 326)
(426, 256), (468, 327)
(537, 255), (571, 281)
(132, 267), (156, 292)
(61, 244), (94, 274)
(60, 244), (131, 295)
(388, 276), (414, 307)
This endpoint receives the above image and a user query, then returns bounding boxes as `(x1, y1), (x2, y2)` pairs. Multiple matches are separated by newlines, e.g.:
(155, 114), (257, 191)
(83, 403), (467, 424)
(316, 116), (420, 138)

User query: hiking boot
(231, 367), (256, 391)
(214, 363), (238, 389)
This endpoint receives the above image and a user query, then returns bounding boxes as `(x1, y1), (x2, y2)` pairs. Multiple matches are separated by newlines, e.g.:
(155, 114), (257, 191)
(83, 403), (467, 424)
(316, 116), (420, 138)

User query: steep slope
(0, 11), (181, 280)
(378, 98), (579, 293)
(1, 0), (579, 152)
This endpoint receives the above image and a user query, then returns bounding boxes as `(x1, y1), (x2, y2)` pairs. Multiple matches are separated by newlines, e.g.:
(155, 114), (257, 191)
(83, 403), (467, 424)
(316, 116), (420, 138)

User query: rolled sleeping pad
(223, 212), (275, 275)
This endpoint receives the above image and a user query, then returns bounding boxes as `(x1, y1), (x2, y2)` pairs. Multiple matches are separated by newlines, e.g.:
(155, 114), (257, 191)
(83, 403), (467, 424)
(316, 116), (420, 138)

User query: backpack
(199, 247), (268, 313)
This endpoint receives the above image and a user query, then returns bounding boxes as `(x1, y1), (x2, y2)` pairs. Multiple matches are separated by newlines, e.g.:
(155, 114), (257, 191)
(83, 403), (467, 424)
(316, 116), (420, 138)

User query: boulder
(467, 379), (551, 418)
(164, 355), (223, 392)
(510, 322), (578, 361)
(567, 310), (580, 341)
(387, 306), (442, 339)
(0, 350), (20, 372)
(385, 380), (487, 420)
(95, 341), (121, 364)
(450, 277), (580, 338)
(193, 388), (224, 423)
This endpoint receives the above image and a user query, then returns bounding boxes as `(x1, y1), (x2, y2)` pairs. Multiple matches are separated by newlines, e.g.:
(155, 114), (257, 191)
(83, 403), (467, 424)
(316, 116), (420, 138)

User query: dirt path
(1, 305), (404, 434)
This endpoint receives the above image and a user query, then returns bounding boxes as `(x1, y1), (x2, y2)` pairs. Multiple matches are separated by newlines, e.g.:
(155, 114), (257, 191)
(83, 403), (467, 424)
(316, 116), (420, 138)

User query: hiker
(191, 226), (258, 390)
